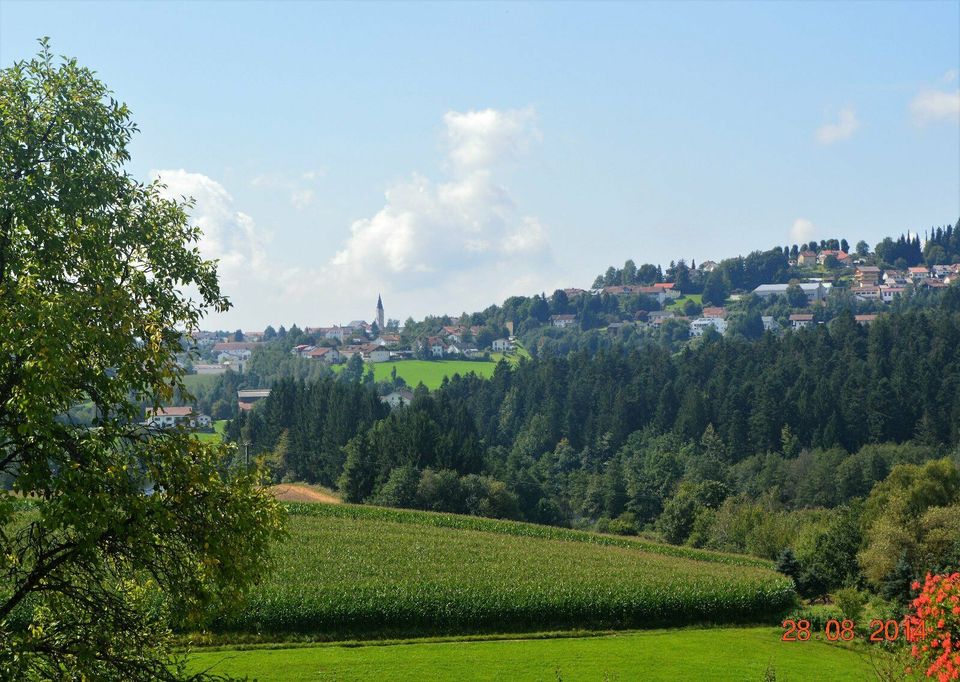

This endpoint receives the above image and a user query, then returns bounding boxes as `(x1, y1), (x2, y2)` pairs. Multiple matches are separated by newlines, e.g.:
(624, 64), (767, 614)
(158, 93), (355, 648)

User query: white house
(145, 406), (210, 429)
(752, 282), (831, 305)
(550, 314), (577, 328)
(307, 347), (341, 363)
(761, 316), (780, 333)
(369, 348), (391, 363)
(789, 313), (814, 330)
(380, 389), (414, 409)
(689, 317), (727, 337)
(492, 338), (512, 352)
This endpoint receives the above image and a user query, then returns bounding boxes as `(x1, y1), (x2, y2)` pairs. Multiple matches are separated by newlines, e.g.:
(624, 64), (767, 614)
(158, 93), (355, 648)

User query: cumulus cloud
(910, 88), (960, 125)
(815, 108), (860, 145)
(330, 107), (551, 292)
(152, 169), (320, 327)
(148, 108), (554, 329)
(442, 107), (539, 171)
(791, 218), (816, 244)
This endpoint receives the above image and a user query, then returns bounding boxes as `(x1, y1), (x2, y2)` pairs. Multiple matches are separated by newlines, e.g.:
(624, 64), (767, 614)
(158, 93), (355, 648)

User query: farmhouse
(145, 406), (211, 429)
(380, 389), (415, 409)
(789, 313), (814, 330)
(237, 388), (270, 412)
(797, 251), (818, 266)
(307, 347), (341, 363)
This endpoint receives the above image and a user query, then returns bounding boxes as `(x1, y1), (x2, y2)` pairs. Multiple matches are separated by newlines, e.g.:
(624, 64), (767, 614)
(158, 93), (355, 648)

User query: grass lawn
(193, 419), (227, 444)
(182, 373), (221, 394)
(665, 293), (703, 312)
(337, 360), (498, 390)
(187, 627), (881, 681)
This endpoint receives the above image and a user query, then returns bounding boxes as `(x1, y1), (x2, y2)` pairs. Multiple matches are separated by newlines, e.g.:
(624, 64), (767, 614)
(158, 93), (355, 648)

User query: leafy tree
(785, 283), (808, 308)
(855, 240), (870, 257)
(0, 42), (282, 679)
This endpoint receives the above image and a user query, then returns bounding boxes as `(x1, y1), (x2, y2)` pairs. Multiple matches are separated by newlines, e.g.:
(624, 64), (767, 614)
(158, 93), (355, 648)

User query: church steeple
(376, 294), (384, 329)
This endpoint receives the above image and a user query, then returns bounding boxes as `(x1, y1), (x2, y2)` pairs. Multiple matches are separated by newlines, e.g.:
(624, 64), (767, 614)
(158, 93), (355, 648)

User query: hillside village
(187, 243), (960, 371)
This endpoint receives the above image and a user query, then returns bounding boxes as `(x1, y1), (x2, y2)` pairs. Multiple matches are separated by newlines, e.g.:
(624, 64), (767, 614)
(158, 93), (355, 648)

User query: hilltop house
(690, 317), (727, 337)
(550, 314), (577, 328)
(492, 338), (513, 352)
(381, 389), (414, 409)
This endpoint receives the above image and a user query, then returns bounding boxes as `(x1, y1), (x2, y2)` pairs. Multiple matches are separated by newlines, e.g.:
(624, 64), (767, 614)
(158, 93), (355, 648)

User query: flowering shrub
(909, 572), (960, 680)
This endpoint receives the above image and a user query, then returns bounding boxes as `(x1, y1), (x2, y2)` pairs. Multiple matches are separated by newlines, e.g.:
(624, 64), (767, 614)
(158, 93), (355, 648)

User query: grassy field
(335, 360), (498, 390)
(188, 627), (879, 681)
(665, 293), (703, 312)
(204, 504), (793, 638)
(182, 373), (221, 394)
(192, 419), (227, 444)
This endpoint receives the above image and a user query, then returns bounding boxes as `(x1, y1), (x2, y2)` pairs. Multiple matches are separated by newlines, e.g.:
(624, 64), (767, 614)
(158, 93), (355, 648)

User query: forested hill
(236, 296), (960, 519)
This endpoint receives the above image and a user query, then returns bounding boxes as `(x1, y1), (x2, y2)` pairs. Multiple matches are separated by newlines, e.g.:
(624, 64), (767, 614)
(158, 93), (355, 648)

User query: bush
(831, 586), (867, 622)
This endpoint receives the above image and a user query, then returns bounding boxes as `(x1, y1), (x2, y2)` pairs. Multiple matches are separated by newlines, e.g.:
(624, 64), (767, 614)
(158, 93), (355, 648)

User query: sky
(2, 1), (958, 330)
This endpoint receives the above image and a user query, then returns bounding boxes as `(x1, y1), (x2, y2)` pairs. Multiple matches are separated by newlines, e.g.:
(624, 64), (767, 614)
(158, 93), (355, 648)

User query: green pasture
(335, 360), (498, 390)
(188, 626), (879, 681)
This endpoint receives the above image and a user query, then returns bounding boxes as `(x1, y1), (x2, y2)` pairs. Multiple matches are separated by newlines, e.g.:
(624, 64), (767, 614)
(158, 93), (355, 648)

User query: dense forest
(227, 291), (960, 599)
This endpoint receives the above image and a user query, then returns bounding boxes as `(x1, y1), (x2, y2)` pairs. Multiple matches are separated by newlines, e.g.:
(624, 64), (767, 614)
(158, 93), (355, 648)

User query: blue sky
(2, 1), (958, 330)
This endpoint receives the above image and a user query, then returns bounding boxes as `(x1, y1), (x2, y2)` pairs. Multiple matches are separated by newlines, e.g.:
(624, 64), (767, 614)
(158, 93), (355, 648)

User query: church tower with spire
(376, 294), (384, 330)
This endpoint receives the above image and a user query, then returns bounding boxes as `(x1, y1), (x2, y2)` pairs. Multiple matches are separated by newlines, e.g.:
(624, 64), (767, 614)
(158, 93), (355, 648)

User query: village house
(907, 266), (931, 281)
(789, 313), (814, 330)
(550, 314), (577, 328)
(653, 282), (682, 299)
(145, 406), (211, 429)
(699, 260), (718, 272)
(563, 287), (588, 299)
(701, 307), (727, 319)
(237, 388), (270, 413)
(212, 341), (258, 363)
(855, 266), (882, 286)
(797, 251), (818, 266)
(193, 363), (227, 375)
(752, 282), (830, 304)
(761, 316), (780, 333)
(817, 250), (851, 266)
(380, 389), (414, 409)
(855, 314), (879, 326)
(854, 286), (882, 301)
(689, 317), (727, 337)
(880, 286), (906, 303)
(306, 346), (341, 363)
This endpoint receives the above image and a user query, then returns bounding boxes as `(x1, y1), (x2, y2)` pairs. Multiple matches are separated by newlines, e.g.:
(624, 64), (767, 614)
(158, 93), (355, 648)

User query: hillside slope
(208, 504), (794, 638)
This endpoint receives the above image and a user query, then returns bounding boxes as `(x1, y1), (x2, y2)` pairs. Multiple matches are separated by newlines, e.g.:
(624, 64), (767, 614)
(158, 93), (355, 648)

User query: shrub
(907, 571), (960, 680)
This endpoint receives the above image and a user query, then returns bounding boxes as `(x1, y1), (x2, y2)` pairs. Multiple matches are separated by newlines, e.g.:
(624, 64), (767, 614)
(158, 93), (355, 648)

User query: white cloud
(790, 218), (816, 244)
(910, 88), (960, 125)
(815, 108), (860, 145)
(147, 108), (554, 329)
(329, 106), (551, 296)
(443, 107), (540, 171)
(943, 70), (958, 84)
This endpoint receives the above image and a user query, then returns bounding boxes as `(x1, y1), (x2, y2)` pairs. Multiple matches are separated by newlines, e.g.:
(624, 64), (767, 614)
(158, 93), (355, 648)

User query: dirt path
(269, 484), (340, 505)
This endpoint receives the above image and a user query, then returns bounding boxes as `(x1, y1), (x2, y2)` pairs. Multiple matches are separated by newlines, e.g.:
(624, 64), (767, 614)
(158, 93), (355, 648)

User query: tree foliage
(0, 42), (282, 679)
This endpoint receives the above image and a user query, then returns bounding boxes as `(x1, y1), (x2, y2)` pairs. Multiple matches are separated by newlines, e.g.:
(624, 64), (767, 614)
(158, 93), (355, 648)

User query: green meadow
(335, 360), (499, 390)
(188, 627), (877, 681)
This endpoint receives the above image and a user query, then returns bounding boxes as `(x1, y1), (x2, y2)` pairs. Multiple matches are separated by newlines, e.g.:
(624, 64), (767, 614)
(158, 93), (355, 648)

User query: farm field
(335, 360), (498, 390)
(188, 626), (878, 681)
(182, 372), (221, 394)
(204, 503), (793, 638)
(192, 419), (227, 444)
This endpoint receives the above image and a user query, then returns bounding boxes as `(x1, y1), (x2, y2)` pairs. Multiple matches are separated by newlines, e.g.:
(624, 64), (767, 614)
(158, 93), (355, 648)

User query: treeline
(239, 297), (960, 502)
